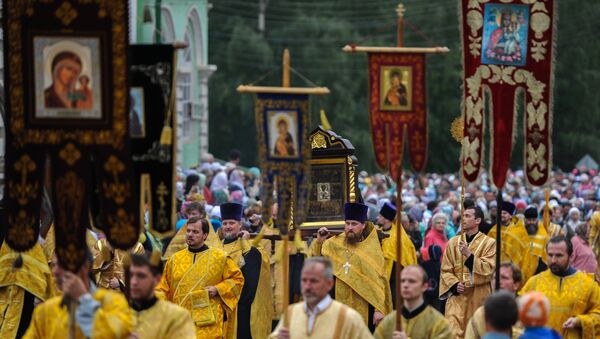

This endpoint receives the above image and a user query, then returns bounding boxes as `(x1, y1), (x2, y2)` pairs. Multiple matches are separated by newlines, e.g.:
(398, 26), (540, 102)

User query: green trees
(208, 0), (599, 173)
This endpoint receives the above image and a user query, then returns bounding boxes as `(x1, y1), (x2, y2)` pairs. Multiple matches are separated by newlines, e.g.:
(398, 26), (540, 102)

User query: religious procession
(1, 0), (599, 339)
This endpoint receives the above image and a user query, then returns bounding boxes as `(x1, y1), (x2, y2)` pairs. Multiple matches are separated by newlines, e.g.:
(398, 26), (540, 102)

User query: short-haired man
(128, 253), (195, 338)
(215, 202), (273, 339)
(270, 257), (371, 339)
(374, 265), (454, 339)
(519, 236), (600, 338)
(155, 217), (244, 338)
(376, 202), (417, 305)
(440, 205), (496, 338)
(482, 291), (519, 339)
(163, 201), (219, 259)
(311, 202), (392, 331)
(24, 252), (133, 338)
(465, 263), (524, 339)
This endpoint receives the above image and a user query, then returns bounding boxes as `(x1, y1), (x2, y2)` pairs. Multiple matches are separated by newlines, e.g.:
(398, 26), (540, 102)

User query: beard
(345, 231), (361, 245)
(302, 292), (320, 306)
(549, 263), (566, 275)
(223, 232), (238, 240)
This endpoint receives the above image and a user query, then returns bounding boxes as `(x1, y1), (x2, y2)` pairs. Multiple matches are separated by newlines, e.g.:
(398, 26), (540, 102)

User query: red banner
(368, 53), (427, 180)
(459, 0), (556, 187)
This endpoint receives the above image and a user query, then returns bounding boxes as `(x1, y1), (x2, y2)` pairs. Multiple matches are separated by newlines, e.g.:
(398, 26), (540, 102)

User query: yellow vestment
(488, 218), (529, 264)
(381, 223), (417, 279)
(590, 212), (600, 282)
(217, 238), (274, 339)
(42, 224), (97, 263)
(374, 307), (454, 339)
(439, 232), (496, 339)
(519, 269), (600, 338)
(465, 305), (523, 339)
(162, 218), (220, 259)
(0, 242), (56, 338)
(131, 299), (196, 339)
(310, 223), (392, 324)
(92, 238), (145, 290)
(23, 288), (133, 338)
(269, 299), (372, 339)
(155, 246), (244, 339)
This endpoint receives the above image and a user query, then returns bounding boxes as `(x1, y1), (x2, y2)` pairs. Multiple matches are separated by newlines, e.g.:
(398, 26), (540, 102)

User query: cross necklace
(343, 246), (355, 274)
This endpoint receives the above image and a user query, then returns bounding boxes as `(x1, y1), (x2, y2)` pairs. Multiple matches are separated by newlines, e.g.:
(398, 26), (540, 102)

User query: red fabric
(368, 53), (427, 180)
(424, 228), (448, 254)
(460, 1), (556, 187)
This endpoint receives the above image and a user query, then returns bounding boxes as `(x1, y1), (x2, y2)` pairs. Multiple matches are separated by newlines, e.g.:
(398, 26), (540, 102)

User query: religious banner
(129, 44), (177, 237)
(368, 52), (427, 180)
(3, 1), (138, 271)
(255, 93), (311, 232)
(459, 0), (557, 187)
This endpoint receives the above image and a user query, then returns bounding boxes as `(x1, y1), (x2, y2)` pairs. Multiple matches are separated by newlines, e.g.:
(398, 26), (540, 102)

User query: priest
(439, 205), (496, 338)
(310, 202), (392, 331)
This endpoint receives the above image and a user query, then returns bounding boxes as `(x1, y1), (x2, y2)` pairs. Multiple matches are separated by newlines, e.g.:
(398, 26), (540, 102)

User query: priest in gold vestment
(519, 235), (600, 339)
(214, 202), (273, 339)
(270, 256), (372, 339)
(375, 265), (454, 339)
(440, 205), (495, 338)
(377, 202), (417, 304)
(310, 202), (392, 331)
(92, 237), (145, 291)
(127, 253), (195, 338)
(24, 252), (133, 338)
(155, 217), (244, 339)
(0, 242), (56, 338)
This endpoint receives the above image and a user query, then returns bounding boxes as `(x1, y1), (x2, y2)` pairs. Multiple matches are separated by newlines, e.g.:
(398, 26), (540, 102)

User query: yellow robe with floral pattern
(131, 299), (196, 339)
(519, 270), (600, 339)
(374, 307), (454, 339)
(155, 247), (244, 339)
(217, 238), (274, 339)
(310, 223), (393, 324)
(0, 242), (56, 338)
(439, 232), (496, 339)
(23, 288), (133, 339)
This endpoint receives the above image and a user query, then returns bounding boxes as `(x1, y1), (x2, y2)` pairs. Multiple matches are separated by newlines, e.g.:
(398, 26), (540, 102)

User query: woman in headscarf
(424, 212), (449, 254)
(565, 207), (581, 236)
(570, 222), (597, 274)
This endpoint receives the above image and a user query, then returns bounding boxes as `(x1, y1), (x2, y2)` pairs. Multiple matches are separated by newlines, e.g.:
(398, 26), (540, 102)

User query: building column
(197, 64), (217, 161)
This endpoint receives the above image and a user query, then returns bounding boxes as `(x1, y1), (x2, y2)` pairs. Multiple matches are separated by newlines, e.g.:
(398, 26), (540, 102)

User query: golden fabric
(155, 247), (244, 339)
(488, 218), (529, 264)
(519, 270), (600, 338)
(269, 300), (372, 339)
(381, 223), (417, 279)
(23, 289), (133, 339)
(465, 306), (523, 339)
(92, 238), (145, 290)
(43, 224), (97, 263)
(374, 307), (454, 339)
(162, 218), (220, 259)
(131, 299), (196, 339)
(590, 212), (600, 282)
(0, 242), (56, 338)
(218, 238), (274, 339)
(310, 223), (392, 324)
(439, 232), (496, 339)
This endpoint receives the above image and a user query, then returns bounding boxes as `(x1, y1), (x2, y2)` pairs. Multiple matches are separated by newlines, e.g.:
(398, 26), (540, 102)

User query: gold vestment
(23, 288), (133, 338)
(374, 307), (454, 339)
(92, 238), (145, 290)
(155, 247), (244, 339)
(310, 223), (392, 324)
(131, 299), (196, 339)
(439, 232), (496, 339)
(381, 223), (417, 279)
(519, 269), (600, 338)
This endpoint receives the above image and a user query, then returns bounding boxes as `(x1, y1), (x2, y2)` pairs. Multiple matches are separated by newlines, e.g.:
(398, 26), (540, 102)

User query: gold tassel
(160, 125), (172, 145)
(320, 109), (332, 130)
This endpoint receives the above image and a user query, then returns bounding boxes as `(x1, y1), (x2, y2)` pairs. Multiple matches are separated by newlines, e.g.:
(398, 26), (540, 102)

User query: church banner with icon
(255, 93), (311, 233)
(3, 0), (138, 271)
(129, 44), (177, 237)
(368, 52), (427, 180)
(459, 0), (556, 187)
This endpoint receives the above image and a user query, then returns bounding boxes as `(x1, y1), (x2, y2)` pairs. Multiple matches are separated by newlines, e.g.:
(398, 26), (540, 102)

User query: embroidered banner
(255, 94), (311, 234)
(3, 1), (138, 271)
(368, 53), (427, 180)
(129, 45), (177, 237)
(459, 0), (556, 187)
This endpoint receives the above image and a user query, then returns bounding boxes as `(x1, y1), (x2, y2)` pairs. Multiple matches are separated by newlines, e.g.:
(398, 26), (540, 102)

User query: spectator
(570, 222), (598, 273)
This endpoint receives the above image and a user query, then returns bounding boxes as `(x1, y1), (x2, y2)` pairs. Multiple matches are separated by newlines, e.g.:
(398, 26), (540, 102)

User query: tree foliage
(208, 0), (600, 173)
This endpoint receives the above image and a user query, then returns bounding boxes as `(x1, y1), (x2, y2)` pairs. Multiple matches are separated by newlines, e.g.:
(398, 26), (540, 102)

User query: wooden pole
(283, 48), (290, 88)
(281, 50), (291, 328)
(395, 4), (405, 331)
(495, 191), (502, 290)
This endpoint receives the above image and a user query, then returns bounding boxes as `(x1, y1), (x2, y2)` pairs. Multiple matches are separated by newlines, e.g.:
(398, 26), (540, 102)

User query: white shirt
(302, 294), (332, 333)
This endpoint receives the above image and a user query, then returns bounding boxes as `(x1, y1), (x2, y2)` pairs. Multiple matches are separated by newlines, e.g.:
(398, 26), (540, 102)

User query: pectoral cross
(343, 261), (351, 274)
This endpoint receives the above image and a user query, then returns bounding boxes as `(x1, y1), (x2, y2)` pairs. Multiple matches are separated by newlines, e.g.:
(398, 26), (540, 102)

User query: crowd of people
(1, 147), (600, 338)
